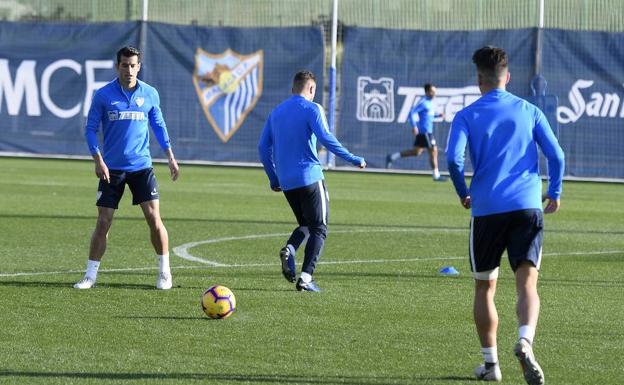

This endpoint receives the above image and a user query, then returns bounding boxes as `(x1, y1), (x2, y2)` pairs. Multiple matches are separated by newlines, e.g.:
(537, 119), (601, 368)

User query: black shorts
(96, 167), (159, 209)
(413, 133), (436, 149)
(469, 209), (544, 280)
(283, 180), (329, 228)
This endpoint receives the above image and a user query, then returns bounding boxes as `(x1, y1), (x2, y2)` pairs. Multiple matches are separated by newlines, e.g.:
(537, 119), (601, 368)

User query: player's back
(454, 89), (545, 215)
(268, 95), (323, 190)
(410, 97), (435, 133)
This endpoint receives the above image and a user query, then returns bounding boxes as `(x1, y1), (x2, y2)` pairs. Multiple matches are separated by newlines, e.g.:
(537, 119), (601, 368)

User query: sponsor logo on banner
(192, 48), (263, 143)
(355, 76), (481, 124)
(557, 79), (624, 124)
(397, 85), (481, 123)
(0, 58), (113, 118)
(357, 76), (395, 122)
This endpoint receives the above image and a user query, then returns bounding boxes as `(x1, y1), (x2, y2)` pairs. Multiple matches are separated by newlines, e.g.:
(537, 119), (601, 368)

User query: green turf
(0, 157), (622, 385)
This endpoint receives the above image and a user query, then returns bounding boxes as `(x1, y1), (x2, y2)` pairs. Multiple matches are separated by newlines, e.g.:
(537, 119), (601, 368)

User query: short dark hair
(424, 83), (434, 93)
(116, 46), (141, 64)
(472, 46), (508, 85)
(292, 70), (316, 93)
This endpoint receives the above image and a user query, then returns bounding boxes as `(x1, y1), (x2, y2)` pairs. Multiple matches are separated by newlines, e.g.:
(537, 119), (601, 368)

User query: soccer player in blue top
(259, 70), (366, 292)
(74, 46), (180, 290)
(446, 46), (564, 384)
(386, 83), (446, 181)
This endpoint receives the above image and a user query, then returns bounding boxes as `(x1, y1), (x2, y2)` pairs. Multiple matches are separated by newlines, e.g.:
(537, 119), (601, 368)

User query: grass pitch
(0, 157), (622, 385)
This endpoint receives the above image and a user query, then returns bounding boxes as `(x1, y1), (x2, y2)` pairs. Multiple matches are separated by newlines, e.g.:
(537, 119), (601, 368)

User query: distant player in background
(258, 70), (366, 292)
(386, 83), (446, 181)
(446, 46), (564, 384)
(74, 46), (180, 290)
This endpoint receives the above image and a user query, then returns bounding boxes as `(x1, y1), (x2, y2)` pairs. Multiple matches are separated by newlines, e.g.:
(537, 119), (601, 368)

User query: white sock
(86, 259), (100, 279)
(481, 346), (498, 364)
(433, 169), (440, 179)
(158, 254), (171, 275)
(519, 325), (535, 345)
(286, 244), (296, 256)
(300, 272), (312, 283)
(390, 152), (401, 161)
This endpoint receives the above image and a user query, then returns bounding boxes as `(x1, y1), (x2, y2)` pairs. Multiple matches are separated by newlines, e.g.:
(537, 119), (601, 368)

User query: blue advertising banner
(542, 29), (624, 178)
(0, 21), (138, 155)
(142, 22), (324, 162)
(3, 21), (623, 179)
(339, 27), (537, 172)
(0, 21), (324, 162)
(340, 26), (624, 179)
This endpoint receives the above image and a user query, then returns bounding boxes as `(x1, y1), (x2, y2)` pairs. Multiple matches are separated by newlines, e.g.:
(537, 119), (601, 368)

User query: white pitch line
(173, 228), (465, 266)
(210, 255), (466, 269)
(0, 256), (462, 277)
(0, 223), (622, 278)
(1, 250), (622, 278)
(172, 232), (292, 266)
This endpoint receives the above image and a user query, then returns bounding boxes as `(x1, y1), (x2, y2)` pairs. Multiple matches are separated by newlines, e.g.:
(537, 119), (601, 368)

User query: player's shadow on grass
(90, 282), (158, 290)
(539, 277), (624, 288)
(322, 271), (470, 281)
(0, 280), (155, 290)
(0, 280), (73, 288)
(181, 285), (295, 292)
(116, 315), (205, 321)
(0, 370), (473, 384)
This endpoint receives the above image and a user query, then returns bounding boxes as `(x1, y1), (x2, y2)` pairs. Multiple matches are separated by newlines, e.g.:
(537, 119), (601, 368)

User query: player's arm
(409, 103), (422, 136)
(84, 93), (109, 183)
(147, 89), (179, 181)
(164, 148), (179, 181)
(310, 104), (366, 168)
(91, 152), (109, 184)
(534, 110), (565, 213)
(446, 113), (470, 208)
(258, 116), (281, 191)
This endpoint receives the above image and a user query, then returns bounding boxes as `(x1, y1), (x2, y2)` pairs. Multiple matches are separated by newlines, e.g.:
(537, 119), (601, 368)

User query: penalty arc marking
(172, 228), (466, 266)
(170, 228), (624, 267)
(0, 228), (622, 277)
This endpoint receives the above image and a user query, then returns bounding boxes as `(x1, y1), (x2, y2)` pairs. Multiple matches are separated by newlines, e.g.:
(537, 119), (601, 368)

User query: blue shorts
(413, 133), (436, 149)
(469, 209), (544, 280)
(96, 167), (159, 209)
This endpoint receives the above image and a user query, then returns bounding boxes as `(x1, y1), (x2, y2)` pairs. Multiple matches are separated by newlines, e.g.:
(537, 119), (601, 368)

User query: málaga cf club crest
(193, 48), (264, 143)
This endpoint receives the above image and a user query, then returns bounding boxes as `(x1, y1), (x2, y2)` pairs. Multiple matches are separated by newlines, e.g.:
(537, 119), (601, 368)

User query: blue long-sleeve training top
(409, 96), (440, 134)
(85, 78), (171, 172)
(258, 95), (364, 191)
(446, 88), (565, 217)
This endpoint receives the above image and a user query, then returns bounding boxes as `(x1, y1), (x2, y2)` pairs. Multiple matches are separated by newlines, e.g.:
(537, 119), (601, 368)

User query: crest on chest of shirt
(192, 48), (264, 143)
(135, 97), (144, 107)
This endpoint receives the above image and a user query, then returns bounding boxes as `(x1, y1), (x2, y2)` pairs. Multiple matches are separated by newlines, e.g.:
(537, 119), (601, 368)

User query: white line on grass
(1, 250), (622, 278)
(1, 226), (622, 277)
(173, 228), (465, 266)
(0, 257), (461, 278)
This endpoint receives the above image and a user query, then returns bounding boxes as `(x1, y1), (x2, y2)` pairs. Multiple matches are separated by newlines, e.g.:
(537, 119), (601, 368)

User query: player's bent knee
(308, 224), (327, 238)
